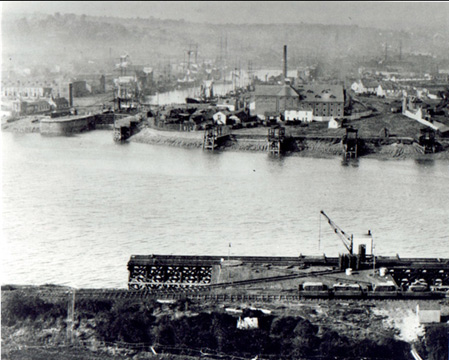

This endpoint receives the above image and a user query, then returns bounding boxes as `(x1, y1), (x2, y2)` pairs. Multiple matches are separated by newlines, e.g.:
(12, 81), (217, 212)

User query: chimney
(69, 83), (73, 107)
(283, 45), (288, 82)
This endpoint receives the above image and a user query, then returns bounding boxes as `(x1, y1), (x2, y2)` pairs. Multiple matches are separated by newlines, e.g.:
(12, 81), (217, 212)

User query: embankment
(3, 285), (447, 360)
(3, 119), (449, 160)
(132, 127), (449, 160)
(130, 127), (204, 148)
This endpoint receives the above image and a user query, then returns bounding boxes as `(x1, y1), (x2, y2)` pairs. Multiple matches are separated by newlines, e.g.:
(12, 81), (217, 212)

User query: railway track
(207, 269), (344, 288)
(3, 286), (448, 303)
(128, 254), (341, 266)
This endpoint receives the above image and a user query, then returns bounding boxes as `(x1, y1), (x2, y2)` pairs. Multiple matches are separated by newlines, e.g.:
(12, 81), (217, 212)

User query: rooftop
(297, 85), (344, 103)
(254, 84), (299, 98)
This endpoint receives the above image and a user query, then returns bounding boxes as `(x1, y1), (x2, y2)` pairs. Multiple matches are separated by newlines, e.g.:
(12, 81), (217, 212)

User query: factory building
(254, 84), (300, 119)
(296, 85), (344, 121)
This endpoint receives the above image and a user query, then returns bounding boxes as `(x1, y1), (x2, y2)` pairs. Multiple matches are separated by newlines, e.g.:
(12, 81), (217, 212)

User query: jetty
(113, 114), (144, 142)
(40, 114), (96, 135)
(267, 125), (285, 155)
(202, 124), (230, 150)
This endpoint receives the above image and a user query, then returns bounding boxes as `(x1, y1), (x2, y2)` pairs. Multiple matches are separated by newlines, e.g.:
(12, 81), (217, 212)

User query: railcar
(403, 280), (434, 298)
(367, 281), (400, 298)
(332, 283), (364, 298)
(298, 282), (330, 298)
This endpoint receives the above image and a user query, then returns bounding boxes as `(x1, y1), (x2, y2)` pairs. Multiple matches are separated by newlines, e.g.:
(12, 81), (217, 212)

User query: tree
(425, 325), (449, 360)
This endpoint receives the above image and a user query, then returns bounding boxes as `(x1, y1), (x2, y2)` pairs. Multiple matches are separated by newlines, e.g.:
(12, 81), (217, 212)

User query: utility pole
(66, 288), (76, 345)
(371, 233), (376, 276)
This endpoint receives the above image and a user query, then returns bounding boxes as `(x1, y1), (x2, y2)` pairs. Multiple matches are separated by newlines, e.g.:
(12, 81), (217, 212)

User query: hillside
(2, 12), (448, 76)
(4, 285), (448, 360)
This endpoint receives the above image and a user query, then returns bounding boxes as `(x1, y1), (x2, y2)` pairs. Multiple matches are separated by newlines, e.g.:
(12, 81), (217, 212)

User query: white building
(376, 83), (403, 98)
(212, 110), (230, 125)
(351, 80), (379, 95)
(328, 117), (340, 128)
(417, 303), (440, 324)
(237, 317), (259, 330)
(284, 109), (313, 122)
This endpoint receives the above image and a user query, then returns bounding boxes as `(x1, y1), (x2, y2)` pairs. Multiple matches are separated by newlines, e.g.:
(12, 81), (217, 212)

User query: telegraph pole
(66, 288), (76, 345)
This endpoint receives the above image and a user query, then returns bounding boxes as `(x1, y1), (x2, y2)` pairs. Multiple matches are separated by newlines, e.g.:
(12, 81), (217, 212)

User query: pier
(418, 127), (437, 153)
(113, 114), (144, 142)
(128, 254), (449, 295)
(267, 125), (285, 155)
(342, 127), (359, 159)
(40, 114), (96, 136)
(202, 124), (230, 150)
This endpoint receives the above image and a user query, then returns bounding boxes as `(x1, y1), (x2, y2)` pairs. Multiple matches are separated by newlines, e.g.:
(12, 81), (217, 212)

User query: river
(146, 81), (241, 105)
(1, 130), (449, 288)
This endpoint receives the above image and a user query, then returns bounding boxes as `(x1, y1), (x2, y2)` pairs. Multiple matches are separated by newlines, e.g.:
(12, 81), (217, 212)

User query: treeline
(2, 292), (435, 359)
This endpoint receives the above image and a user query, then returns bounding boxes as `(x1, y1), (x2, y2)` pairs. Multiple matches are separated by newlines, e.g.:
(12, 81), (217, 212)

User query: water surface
(2, 131), (448, 288)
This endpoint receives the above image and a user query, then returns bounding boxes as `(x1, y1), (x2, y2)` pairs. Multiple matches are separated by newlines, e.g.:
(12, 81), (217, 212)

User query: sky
(2, 1), (449, 31)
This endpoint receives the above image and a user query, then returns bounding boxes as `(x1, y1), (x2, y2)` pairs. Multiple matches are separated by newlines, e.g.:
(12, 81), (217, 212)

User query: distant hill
(2, 12), (448, 75)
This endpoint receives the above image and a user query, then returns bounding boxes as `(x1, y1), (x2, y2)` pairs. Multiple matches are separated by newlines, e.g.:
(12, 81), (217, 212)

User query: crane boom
(320, 210), (353, 254)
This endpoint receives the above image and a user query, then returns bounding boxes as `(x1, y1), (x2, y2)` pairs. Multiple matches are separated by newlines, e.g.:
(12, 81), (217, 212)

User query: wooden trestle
(342, 127), (358, 158)
(128, 254), (449, 293)
(203, 124), (228, 151)
(267, 125), (285, 155)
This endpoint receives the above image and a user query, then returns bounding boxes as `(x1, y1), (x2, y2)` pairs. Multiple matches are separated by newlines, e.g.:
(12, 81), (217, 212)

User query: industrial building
(253, 84), (300, 119)
(296, 84), (344, 120)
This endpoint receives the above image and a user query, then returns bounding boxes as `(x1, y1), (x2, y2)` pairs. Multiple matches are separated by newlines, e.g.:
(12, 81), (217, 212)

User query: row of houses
(2, 76), (106, 101)
(350, 80), (405, 98)
(2, 82), (53, 99)
(351, 78), (447, 102)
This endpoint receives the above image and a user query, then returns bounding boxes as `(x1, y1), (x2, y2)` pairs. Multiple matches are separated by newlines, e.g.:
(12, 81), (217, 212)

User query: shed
(328, 117), (342, 129)
(229, 110), (249, 124)
(213, 110), (231, 125)
(237, 317), (259, 330)
(416, 302), (441, 324)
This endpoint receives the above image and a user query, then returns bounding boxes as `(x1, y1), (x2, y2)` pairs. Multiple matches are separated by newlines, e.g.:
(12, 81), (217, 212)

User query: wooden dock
(128, 254), (449, 294)
(267, 125), (285, 155)
(113, 114), (143, 142)
(342, 127), (358, 159)
(202, 124), (230, 150)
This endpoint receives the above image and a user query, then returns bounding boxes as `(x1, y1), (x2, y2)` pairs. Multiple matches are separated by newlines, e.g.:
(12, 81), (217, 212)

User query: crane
(320, 210), (353, 254)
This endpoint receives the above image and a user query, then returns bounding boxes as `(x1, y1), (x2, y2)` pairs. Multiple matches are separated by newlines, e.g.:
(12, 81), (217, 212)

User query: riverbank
(3, 117), (449, 160)
(2, 285), (448, 359)
(130, 126), (449, 160)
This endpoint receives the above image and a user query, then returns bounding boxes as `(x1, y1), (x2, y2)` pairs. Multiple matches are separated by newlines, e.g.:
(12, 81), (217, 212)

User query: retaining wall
(40, 115), (95, 135)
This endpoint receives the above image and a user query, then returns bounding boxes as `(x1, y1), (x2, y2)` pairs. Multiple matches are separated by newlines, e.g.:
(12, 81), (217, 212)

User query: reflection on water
(341, 157), (359, 168)
(2, 131), (449, 288)
(414, 158), (435, 168)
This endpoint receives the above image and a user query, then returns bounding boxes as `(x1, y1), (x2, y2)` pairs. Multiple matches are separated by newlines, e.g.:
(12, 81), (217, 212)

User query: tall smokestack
(69, 83), (73, 107)
(283, 45), (288, 82)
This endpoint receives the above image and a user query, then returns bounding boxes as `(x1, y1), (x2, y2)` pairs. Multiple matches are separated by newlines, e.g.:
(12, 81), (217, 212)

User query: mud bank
(3, 120), (449, 160)
(131, 128), (449, 160)
(130, 128), (204, 149)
